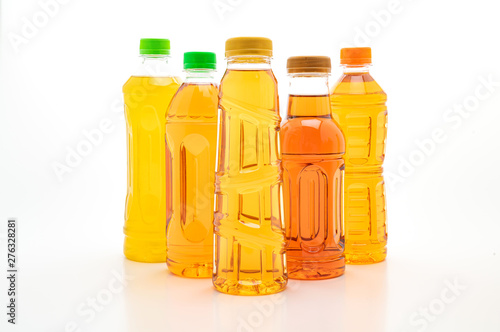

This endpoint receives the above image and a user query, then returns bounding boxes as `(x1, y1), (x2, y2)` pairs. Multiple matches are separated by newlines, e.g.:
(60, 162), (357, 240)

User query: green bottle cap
(183, 52), (216, 69)
(139, 38), (170, 55)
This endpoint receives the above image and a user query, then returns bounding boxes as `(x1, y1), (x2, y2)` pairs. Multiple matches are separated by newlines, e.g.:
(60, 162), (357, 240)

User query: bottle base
(345, 248), (386, 265)
(123, 237), (166, 263)
(167, 260), (213, 278)
(287, 256), (345, 280)
(213, 276), (287, 296)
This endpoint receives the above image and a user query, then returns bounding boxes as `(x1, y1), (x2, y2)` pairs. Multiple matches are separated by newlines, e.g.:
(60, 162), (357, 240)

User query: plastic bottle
(123, 38), (181, 262)
(281, 56), (345, 279)
(330, 47), (387, 264)
(166, 52), (218, 277)
(213, 37), (287, 295)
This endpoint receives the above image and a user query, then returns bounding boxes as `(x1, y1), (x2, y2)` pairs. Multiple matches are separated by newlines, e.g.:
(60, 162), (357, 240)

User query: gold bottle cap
(287, 56), (331, 73)
(225, 37), (273, 57)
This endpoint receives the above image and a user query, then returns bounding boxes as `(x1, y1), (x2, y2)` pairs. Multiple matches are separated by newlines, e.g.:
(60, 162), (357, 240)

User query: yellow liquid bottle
(166, 52), (218, 278)
(213, 37), (287, 295)
(123, 39), (181, 262)
(330, 47), (387, 264)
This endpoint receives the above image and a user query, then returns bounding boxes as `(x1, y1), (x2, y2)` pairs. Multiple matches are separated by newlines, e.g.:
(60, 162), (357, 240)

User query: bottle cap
(183, 52), (216, 69)
(225, 37), (272, 57)
(139, 38), (170, 55)
(287, 56), (331, 73)
(340, 47), (372, 65)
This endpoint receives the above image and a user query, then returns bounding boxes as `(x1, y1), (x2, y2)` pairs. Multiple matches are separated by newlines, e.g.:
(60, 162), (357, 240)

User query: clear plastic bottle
(213, 37), (287, 295)
(166, 52), (218, 277)
(281, 56), (345, 279)
(330, 47), (387, 264)
(123, 39), (181, 262)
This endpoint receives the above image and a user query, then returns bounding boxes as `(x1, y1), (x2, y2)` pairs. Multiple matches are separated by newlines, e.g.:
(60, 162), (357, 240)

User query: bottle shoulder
(330, 73), (386, 97)
(282, 116), (342, 130)
(218, 69), (279, 117)
(219, 69), (277, 90)
(123, 76), (182, 93)
(281, 117), (345, 154)
(167, 83), (219, 119)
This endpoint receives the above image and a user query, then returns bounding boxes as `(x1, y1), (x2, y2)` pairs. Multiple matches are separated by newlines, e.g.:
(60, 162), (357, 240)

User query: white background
(1, 0), (500, 331)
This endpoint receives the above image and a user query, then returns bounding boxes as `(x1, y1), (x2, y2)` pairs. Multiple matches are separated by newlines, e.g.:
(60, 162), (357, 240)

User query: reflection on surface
(213, 286), (287, 331)
(121, 258), (387, 332)
(284, 277), (346, 331)
(345, 262), (388, 331)
(123, 259), (215, 332)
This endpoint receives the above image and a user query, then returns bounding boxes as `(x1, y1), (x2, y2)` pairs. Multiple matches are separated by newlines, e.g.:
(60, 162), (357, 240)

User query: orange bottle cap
(340, 47), (372, 65)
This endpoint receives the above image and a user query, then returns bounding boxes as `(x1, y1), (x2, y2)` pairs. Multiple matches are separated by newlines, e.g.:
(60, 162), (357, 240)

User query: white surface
(1, 0), (500, 331)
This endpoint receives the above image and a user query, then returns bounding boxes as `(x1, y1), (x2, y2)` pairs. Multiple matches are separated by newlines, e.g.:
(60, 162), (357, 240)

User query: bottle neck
(226, 55), (272, 70)
(184, 69), (216, 84)
(287, 73), (331, 117)
(135, 55), (172, 77)
(342, 64), (371, 74)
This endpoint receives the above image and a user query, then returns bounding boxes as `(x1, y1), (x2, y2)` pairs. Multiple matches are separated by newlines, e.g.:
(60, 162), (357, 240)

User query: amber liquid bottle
(166, 52), (218, 277)
(281, 56), (346, 279)
(213, 37), (287, 295)
(330, 47), (387, 264)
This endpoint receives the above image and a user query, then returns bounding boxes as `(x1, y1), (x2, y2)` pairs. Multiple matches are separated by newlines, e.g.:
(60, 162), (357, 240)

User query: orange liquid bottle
(330, 47), (387, 264)
(166, 52), (218, 278)
(281, 56), (345, 279)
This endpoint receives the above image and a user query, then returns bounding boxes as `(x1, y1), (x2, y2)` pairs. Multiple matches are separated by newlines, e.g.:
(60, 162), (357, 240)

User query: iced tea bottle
(213, 37), (287, 295)
(123, 39), (181, 262)
(330, 47), (387, 264)
(166, 52), (218, 277)
(281, 56), (345, 279)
